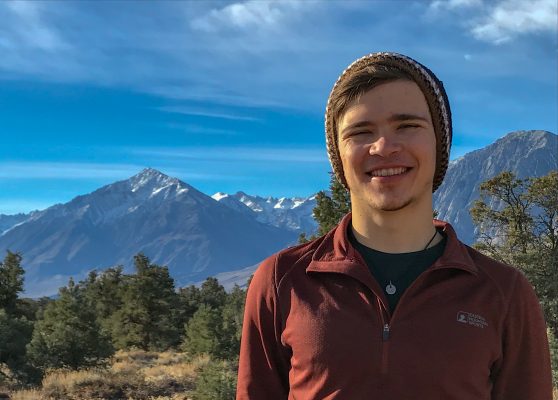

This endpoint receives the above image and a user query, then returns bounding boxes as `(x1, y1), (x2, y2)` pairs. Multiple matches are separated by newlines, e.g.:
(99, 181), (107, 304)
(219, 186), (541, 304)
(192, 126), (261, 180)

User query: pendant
(386, 281), (397, 295)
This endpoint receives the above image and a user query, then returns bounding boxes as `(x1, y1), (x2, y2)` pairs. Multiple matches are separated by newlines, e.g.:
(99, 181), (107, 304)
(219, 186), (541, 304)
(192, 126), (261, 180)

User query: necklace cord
(423, 229), (438, 250)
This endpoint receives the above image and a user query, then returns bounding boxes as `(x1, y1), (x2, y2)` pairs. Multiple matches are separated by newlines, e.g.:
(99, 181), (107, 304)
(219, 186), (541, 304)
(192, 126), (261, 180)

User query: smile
(367, 167), (409, 177)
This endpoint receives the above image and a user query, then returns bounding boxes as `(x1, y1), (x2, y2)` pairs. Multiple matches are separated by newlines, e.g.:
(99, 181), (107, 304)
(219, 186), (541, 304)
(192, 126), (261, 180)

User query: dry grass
(9, 350), (207, 400)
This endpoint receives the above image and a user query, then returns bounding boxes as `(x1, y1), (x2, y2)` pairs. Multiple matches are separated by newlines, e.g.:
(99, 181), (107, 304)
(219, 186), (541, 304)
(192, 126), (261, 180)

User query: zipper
(376, 266), (449, 375)
(377, 297), (390, 375)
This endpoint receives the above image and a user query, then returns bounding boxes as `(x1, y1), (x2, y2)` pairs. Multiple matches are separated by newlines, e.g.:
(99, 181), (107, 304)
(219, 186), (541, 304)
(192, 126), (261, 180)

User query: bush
(193, 359), (236, 400)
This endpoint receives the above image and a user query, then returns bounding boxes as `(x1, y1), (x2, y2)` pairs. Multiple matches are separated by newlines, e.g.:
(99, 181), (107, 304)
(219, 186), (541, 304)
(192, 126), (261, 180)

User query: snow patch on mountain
(212, 191), (318, 235)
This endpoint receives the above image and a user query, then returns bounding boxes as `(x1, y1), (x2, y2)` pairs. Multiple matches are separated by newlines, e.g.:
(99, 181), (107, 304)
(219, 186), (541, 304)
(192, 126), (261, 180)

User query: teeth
(370, 167), (407, 177)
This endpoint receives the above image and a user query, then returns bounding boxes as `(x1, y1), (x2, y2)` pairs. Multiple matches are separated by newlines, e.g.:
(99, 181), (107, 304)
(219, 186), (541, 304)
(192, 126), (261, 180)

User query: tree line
(0, 252), (246, 388)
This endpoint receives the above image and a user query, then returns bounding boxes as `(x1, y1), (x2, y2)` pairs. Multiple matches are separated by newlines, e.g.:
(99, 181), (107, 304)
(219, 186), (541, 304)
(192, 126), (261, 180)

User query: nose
(368, 132), (401, 157)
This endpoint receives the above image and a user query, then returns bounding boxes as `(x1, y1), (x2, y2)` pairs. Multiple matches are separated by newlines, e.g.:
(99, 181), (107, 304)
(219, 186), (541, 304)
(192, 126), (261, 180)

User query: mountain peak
(129, 168), (180, 193)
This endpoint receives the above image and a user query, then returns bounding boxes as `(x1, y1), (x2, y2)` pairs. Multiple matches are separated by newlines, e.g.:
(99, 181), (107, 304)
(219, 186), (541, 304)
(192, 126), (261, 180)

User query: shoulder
(464, 244), (537, 306)
(250, 233), (330, 293)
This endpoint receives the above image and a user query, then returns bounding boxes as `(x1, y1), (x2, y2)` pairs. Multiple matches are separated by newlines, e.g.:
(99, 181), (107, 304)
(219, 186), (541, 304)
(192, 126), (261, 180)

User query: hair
(329, 65), (415, 141)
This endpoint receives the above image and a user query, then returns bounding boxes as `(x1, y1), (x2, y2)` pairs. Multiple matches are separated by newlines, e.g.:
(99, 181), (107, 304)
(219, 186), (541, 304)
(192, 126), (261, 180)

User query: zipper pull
(383, 324), (390, 341)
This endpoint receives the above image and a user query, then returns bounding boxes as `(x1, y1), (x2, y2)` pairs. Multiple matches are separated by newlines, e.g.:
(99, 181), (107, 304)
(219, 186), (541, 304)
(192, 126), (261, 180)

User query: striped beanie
(325, 52), (452, 192)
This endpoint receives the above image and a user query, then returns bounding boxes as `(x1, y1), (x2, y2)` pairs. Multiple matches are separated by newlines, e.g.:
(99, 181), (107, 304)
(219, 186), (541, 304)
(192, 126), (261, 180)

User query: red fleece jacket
(237, 213), (553, 399)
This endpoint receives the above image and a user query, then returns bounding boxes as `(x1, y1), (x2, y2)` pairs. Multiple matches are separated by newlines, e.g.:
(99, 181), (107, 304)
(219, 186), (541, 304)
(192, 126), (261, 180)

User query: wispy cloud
(0, 162), (137, 179)
(131, 146), (328, 163)
(470, 0), (557, 44)
(150, 86), (290, 109)
(3, 1), (67, 52)
(165, 123), (240, 136)
(429, 0), (482, 11)
(158, 106), (260, 122)
(190, 0), (310, 33)
(0, 162), (143, 180)
(0, 161), (247, 182)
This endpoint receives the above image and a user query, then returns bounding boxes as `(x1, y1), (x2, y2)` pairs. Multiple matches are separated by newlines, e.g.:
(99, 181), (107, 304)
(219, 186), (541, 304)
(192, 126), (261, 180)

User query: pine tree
(80, 266), (126, 340)
(0, 309), (35, 384)
(177, 284), (202, 329)
(183, 304), (223, 358)
(199, 277), (227, 310)
(221, 285), (246, 360)
(111, 253), (180, 351)
(0, 251), (24, 315)
(0, 251), (39, 384)
(470, 170), (558, 336)
(301, 172), (351, 243)
(26, 278), (113, 370)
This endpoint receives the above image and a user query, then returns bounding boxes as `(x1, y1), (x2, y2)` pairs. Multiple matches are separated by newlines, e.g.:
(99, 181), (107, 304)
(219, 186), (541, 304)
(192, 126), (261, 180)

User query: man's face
(337, 79), (437, 213)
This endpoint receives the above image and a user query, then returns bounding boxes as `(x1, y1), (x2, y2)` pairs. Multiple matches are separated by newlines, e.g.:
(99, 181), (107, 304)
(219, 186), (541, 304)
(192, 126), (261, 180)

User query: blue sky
(0, 0), (556, 215)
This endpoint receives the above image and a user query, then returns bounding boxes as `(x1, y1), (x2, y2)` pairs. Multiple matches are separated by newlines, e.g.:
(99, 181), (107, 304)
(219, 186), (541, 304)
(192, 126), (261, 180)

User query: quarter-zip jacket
(236, 213), (553, 400)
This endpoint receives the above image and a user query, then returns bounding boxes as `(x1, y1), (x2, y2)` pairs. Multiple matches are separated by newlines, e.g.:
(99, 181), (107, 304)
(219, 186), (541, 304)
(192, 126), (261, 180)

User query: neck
(350, 197), (440, 254)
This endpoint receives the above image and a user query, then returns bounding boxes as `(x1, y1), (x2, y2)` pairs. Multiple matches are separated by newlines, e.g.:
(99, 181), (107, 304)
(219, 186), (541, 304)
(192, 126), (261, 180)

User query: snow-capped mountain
(211, 191), (318, 235)
(0, 168), (297, 297)
(434, 130), (556, 244)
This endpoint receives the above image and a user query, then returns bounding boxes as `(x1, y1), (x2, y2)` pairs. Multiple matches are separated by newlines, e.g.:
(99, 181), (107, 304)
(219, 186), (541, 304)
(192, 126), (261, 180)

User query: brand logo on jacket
(457, 311), (488, 329)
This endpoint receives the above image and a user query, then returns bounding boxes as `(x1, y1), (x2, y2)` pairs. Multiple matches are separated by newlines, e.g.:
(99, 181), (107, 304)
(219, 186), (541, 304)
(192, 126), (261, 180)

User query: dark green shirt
(348, 224), (447, 315)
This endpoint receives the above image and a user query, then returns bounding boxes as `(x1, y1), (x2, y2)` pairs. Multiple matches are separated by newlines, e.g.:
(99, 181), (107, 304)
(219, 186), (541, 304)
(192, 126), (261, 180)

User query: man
(236, 52), (553, 399)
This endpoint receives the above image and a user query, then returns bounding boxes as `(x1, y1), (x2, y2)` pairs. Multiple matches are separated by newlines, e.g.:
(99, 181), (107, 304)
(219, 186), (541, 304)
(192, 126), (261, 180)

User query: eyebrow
(341, 113), (430, 135)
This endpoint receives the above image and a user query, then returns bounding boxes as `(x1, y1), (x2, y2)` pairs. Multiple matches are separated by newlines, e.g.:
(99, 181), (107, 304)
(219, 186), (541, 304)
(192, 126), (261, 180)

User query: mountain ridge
(1, 130), (555, 296)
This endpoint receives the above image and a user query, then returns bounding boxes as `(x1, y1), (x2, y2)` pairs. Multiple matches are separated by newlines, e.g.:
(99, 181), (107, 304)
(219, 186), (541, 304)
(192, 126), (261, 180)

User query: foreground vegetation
(9, 350), (235, 400)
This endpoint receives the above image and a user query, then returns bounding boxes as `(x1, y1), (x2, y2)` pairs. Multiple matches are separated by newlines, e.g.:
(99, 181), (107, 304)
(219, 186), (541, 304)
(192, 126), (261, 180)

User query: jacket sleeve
(491, 271), (553, 400)
(236, 254), (291, 399)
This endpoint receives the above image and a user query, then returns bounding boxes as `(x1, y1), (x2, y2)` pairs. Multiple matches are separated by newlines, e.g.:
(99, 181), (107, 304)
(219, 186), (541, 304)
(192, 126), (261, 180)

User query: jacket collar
(306, 212), (478, 277)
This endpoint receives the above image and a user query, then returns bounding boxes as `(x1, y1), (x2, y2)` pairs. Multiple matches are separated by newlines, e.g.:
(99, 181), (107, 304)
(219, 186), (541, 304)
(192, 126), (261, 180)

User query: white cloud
(429, 0), (482, 11)
(190, 0), (309, 32)
(158, 106), (260, 122)
(471, 0), (557, 44)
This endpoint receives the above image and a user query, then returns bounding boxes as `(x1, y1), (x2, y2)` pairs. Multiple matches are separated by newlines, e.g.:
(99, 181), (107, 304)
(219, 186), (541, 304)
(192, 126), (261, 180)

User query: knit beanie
(325, 52), (452, 192)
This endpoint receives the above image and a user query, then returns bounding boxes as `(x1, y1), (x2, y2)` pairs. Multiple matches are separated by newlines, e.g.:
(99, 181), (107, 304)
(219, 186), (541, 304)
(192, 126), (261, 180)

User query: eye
(398, 123), (420, 130)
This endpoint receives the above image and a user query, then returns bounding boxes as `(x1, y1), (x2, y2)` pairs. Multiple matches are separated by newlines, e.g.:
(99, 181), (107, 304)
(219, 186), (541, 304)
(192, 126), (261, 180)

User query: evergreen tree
(301, 172), (350, 243)
(26, 278), (113, 370)
(0, 251), (24, 314)
(0, 251), (39, 384)
(80, 266), (126, 339)
(221, 285), (246, 360)
(0, 309), (35, 384)
(470, 170), (558, 335)
(199, 277), (227, 310)
(177, 284), (202, 328)
(183, 304), (223, 358)
(111, 253), (180, 351)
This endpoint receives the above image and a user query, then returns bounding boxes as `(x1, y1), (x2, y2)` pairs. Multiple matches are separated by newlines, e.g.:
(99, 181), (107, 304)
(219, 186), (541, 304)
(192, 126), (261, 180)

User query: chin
(369, 197), (414, 212)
